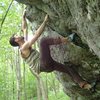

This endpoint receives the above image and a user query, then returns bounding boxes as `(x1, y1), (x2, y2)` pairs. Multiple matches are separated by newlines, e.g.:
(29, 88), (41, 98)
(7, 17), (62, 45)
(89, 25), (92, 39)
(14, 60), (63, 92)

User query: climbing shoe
(67, 33), (75, 42)
(67, 32), (89, 49)
(90, 79), (99, 93)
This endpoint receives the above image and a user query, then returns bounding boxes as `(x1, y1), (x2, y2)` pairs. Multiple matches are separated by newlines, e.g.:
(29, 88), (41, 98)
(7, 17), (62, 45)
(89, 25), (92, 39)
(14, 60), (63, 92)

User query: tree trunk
(15, 0), (100, 99)
(15, 50), (22, 100)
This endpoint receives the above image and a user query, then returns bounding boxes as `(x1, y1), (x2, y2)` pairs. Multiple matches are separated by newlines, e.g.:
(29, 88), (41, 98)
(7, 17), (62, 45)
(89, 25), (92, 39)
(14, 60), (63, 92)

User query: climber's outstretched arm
(21, 10), (28, 40)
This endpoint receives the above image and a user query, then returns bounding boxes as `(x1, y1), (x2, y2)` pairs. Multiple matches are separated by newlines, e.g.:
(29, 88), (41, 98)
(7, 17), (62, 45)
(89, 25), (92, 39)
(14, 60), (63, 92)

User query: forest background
(0, 0), (70, 100)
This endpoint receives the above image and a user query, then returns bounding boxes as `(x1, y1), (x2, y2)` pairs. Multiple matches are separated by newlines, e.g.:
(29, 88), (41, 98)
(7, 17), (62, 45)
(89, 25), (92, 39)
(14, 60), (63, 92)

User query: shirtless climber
(9, 11), (92, 90)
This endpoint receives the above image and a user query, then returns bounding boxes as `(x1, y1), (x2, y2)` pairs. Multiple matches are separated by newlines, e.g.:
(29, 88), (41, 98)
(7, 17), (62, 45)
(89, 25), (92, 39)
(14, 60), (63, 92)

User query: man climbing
(9, 11), (92, 90)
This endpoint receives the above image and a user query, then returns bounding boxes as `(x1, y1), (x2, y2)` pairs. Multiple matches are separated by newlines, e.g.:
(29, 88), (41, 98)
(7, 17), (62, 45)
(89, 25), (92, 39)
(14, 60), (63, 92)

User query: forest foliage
(0, 0), (70, 100)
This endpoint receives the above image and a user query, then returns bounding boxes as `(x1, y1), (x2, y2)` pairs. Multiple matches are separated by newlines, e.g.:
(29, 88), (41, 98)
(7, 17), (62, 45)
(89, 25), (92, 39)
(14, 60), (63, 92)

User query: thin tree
(15, 49), (22, 100)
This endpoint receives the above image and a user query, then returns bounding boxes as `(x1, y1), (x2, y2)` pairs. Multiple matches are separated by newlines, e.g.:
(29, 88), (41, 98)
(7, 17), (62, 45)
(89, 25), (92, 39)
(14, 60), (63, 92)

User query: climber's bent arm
(21, 14), (48, 50)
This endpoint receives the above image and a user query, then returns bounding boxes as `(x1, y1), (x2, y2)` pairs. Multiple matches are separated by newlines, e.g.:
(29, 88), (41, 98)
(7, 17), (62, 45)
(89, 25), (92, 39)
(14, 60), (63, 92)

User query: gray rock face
(15, 0), (100, 99)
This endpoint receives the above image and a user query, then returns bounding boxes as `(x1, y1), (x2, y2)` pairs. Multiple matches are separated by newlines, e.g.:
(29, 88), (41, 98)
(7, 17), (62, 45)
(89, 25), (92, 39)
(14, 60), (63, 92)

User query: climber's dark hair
(9, 34), (19, 47)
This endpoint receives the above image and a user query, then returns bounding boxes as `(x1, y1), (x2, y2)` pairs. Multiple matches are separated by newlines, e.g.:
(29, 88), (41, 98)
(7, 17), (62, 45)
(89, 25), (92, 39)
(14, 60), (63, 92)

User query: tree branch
(0, 0), (14, 34)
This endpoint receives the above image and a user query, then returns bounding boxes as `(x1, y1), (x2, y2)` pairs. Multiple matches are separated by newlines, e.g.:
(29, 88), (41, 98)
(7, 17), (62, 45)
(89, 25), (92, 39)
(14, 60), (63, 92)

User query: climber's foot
(67, 32), (89, 49)
(90, 80), (98, 93)
(79, 81), (92, 90)
(67, 33), (76, 42)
